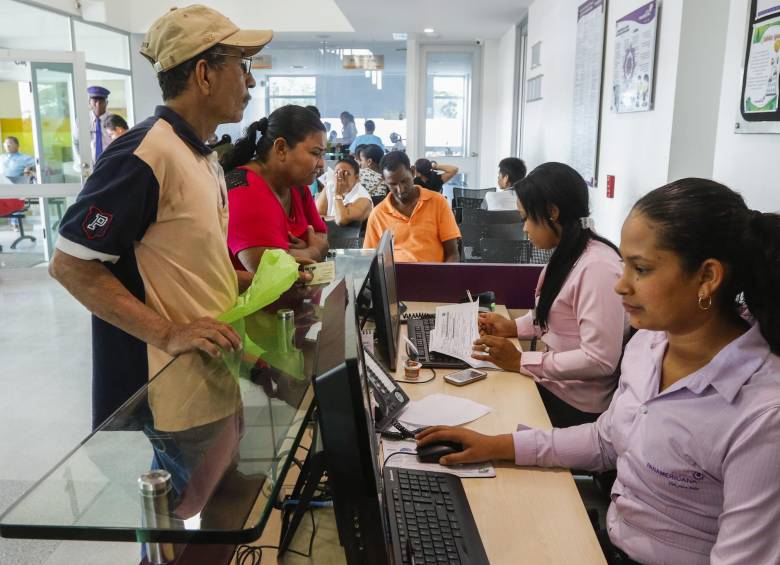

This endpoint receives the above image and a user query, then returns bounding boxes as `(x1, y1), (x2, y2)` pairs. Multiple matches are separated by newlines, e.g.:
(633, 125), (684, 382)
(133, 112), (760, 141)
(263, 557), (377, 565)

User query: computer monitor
(314, 280), (391, 565)
(359, 230), (401, 371)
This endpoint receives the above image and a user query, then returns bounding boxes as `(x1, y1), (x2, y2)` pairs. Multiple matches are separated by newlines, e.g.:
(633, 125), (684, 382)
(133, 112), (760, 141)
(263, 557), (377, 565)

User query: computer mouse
(416, 440), (464, 463)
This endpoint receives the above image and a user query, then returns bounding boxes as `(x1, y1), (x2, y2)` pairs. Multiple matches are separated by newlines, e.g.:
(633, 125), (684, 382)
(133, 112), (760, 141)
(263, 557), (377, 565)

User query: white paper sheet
(381, 438), (496, 478)
(397, 393), (491, 427)
(427, 301), (498, 369)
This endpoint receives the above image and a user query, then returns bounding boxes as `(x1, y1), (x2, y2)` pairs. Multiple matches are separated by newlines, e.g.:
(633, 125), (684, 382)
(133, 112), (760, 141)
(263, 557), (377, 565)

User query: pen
(466, 289), (474, 303)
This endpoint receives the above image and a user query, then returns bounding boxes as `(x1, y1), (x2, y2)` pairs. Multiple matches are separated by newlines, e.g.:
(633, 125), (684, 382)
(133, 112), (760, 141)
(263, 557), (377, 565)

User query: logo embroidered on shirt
(646, 462), (705, 490)
(82, 206), (113, 239)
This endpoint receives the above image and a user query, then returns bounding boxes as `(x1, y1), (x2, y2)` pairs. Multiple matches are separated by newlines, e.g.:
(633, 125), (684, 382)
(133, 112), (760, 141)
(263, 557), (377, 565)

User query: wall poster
(571, 0), (606, 186)
(611, 0), (658, 113)
(741, 0), (780, 121)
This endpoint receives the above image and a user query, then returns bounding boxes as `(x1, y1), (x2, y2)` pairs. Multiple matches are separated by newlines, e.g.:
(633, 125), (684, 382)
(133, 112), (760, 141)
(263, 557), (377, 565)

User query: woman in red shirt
(221, 105), (329, 272)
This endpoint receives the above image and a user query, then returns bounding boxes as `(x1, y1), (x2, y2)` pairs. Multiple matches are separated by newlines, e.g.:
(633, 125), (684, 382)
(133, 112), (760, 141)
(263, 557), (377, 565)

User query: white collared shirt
(324, 180), (371, 216)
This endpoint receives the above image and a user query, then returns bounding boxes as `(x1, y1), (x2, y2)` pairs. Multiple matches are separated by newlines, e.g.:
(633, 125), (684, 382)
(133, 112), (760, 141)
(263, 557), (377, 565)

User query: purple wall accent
(396, 263), (543, 309)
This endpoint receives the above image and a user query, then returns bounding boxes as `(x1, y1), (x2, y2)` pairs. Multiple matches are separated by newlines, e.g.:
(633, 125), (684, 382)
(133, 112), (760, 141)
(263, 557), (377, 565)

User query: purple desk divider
(395, 262), (543, 309)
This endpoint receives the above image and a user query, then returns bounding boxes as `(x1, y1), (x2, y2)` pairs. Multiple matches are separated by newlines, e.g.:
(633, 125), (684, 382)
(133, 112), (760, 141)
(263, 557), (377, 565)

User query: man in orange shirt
(364, 151), (461, 262)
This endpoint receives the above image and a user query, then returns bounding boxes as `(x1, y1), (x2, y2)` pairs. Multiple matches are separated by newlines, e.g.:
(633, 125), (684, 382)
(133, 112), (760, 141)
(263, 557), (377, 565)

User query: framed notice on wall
(740, 0), (780, 121)
(612, 0), (658, 113)
(571, 0), (606, 186)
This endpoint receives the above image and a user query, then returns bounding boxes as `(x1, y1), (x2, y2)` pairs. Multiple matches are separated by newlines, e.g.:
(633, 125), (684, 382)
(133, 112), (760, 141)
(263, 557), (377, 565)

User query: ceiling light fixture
(423, 28), (435, 34)
(392, 32), (408, 41)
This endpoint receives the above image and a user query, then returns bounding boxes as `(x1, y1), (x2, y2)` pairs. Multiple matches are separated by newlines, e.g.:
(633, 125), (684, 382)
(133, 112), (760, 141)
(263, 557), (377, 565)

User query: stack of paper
(427, 300), (498, 369)
(398, 393), (491, 427)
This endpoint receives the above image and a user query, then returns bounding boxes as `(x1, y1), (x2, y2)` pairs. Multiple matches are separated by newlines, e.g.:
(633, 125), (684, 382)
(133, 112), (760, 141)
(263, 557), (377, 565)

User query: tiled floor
(0, 269), (140, 564)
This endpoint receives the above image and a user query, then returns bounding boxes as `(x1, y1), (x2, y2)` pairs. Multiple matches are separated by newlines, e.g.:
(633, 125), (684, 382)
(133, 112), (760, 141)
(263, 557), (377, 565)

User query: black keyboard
(407, 317), (468, 369)
(383, 467), (489, 565)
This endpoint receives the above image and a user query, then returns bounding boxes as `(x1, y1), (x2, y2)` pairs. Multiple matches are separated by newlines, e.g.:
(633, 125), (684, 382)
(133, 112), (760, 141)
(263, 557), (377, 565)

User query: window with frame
(267, 76), (316, 113)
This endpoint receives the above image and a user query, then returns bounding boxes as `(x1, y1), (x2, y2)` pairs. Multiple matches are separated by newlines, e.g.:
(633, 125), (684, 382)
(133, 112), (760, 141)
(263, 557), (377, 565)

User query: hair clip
(579, 216), (595, 229)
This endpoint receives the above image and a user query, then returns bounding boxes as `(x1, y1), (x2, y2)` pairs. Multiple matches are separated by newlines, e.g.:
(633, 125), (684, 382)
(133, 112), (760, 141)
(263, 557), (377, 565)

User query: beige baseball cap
(140, 4), (273, 73)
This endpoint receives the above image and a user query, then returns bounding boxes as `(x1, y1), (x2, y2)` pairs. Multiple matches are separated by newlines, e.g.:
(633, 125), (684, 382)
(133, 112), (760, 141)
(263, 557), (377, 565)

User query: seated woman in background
(474, 162), (627, 427)
(221, 105), (329, 271)
(316, 157), (372, 226)
(356, 143), (389, 199)
(412, 158), (459, 193)
(419, 179), (780, 564)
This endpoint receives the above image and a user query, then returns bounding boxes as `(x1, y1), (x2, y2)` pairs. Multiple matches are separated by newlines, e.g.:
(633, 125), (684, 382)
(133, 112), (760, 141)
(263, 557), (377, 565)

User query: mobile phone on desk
(444, 368), (487, 386)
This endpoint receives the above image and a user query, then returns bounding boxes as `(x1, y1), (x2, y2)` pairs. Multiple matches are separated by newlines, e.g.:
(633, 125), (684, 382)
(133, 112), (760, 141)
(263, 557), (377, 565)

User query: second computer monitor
(371, 230), (400, 371)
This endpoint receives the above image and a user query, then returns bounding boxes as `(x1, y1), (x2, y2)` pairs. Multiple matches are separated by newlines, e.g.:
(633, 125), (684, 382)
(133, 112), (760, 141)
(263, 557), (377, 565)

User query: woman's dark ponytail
(220, 120), (262, 172)
(739, 210), (780, 354)
(221, 105), (325, 172)
(633, 178), (780, 355)
(514, 162), (618, 330)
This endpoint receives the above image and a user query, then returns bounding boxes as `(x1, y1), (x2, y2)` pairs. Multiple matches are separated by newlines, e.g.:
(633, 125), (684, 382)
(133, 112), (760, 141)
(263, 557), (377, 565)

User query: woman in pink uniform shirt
(474, 162), (626, 427)
(419, 179), (780, 564)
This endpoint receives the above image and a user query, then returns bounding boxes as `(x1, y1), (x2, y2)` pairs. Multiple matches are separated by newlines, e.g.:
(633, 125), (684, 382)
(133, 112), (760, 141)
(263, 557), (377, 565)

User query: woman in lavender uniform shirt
(419, 179), (780, 564)
(473, 162), (627, 428)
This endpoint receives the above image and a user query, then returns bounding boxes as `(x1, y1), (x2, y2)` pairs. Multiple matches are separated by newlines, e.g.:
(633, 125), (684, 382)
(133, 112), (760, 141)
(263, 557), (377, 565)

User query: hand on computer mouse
(415, 426), (515, 465)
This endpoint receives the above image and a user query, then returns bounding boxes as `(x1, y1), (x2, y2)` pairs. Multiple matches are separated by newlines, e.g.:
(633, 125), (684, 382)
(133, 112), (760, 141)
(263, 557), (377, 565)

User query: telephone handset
(362, 347), (409, 431)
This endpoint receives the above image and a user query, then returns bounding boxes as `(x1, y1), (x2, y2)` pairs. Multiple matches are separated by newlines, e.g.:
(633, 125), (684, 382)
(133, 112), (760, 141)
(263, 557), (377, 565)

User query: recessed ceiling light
(392, 32), (408, 41)
(423, 28), (435, 34)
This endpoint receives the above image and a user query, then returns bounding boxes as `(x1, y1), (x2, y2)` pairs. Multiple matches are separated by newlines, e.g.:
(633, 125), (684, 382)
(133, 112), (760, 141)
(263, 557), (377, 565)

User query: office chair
(461, 208), (523, 225)
(453, 196), (483, 210)
(452, 187), (495, 200)
(325, 219), (362, 249)
(459, 223), (489, 261)
(479, 238), (531, 263)
(482, 222), (526, 240)
(370, 194), (386, 207)
(530, 246), (554, 264)
(0, 198), (36, 252)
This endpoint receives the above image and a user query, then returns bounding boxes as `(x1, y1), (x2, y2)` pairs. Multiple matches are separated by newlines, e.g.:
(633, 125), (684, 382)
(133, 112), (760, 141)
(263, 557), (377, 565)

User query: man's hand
(472, 334), (521, 371)
(161, 317), (242, 358)
(415, 426), (515, 465)
(478, 312), (518, 337)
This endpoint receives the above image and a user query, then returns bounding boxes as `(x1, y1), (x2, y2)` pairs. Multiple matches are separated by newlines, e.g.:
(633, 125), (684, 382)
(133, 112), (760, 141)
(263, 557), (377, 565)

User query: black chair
(482, 223), (525, 240)
(479, 238), (531, 263)
(461, 208), (523, 225)
(452, 187), (495, 200)
(0, 199), (36, 252)
(452, 196), (483, 210)
(453, 207), (463, 224)
(459, 223), (489, 261)
(325, 220), (362, 249)
(530, 246), (554, 264)
(370, 193), (386, 207)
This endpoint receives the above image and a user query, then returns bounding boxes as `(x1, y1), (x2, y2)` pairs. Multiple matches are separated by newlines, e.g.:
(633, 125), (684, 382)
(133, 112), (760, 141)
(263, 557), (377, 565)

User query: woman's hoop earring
(698, 295), (712, 311)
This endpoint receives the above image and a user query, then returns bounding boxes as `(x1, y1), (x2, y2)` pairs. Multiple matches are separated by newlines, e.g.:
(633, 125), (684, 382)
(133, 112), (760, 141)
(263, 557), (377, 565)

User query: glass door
(0, 49), (89, 263)
(418, 45), (482, 194)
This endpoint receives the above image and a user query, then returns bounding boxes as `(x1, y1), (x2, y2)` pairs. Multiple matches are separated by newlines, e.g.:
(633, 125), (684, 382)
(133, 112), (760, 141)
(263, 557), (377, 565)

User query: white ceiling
(27, 0), (531, 42)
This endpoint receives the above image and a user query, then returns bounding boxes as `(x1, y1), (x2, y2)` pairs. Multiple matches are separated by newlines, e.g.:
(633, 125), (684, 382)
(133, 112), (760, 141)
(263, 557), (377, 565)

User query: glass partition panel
(73, 20), (131, 70)
(424, 52), (473, 158)
(30, 62), (78, 184)
(0, 0), (71, 51)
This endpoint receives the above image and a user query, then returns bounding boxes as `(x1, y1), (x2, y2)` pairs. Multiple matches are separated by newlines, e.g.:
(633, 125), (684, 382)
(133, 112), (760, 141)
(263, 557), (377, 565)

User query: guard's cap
(139, 4), (273, 73)
(87, 86), (110, 99)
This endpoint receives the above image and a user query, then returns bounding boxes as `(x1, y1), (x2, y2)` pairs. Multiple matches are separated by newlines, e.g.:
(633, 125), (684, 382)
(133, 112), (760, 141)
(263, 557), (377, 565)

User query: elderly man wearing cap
(87, 85), (112, 162)
(49, 4), (273, 429)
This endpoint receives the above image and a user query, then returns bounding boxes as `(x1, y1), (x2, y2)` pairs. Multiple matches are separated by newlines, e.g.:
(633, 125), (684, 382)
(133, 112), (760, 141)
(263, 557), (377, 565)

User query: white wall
(129, 33), (162, 121)
(521, 0), (579, 170)
(713, 0), (780, 213)
(522, 0), (746, 243)
(477, 25), (517, 188)
(591, 0), (686, 242)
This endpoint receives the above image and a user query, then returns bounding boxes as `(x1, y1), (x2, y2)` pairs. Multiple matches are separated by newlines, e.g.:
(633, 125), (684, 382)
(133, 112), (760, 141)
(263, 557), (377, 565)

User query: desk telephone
(362, 347), (409, 431)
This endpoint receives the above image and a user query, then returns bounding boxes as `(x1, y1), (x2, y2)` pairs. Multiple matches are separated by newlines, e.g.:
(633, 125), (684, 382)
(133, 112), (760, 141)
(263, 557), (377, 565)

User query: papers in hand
(382, 438), (496, 478)
(398, 393), (491, 427)
(428, 300), (498, 369)
(303, 261), (335, 285)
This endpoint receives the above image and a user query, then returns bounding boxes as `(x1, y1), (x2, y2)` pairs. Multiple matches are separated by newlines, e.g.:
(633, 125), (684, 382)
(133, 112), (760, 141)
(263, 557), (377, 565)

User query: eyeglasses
(212, 51), (253, 75)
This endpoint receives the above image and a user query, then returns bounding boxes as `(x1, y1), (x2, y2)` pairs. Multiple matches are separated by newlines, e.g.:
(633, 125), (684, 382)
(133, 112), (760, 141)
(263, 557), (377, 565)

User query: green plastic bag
(218, 250), (300, 380)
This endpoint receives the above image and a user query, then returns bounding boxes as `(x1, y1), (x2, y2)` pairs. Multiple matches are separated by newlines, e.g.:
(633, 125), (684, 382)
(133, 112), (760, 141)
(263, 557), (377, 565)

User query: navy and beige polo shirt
(57, 106), (239, 430)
